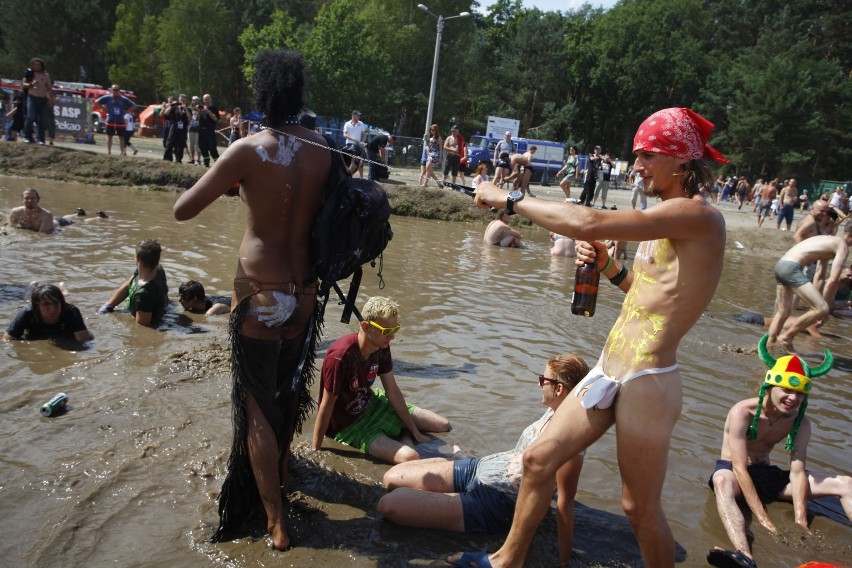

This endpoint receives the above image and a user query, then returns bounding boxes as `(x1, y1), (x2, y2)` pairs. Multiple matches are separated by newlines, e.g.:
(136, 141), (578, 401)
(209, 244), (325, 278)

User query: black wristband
(609, 265), (628, 286)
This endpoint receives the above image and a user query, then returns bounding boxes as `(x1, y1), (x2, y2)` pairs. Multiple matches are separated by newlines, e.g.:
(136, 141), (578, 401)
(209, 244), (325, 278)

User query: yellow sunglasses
(368, 320), (401, 336)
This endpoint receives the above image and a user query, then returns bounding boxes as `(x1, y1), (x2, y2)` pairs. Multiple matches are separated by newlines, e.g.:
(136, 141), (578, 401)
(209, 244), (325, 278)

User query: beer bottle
(571, 261), (599, 317)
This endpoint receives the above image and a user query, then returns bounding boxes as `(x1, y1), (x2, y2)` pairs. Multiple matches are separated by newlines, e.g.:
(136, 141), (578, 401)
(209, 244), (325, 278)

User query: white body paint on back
(255, 134), (302, 167)
(254, 290), (298, 327)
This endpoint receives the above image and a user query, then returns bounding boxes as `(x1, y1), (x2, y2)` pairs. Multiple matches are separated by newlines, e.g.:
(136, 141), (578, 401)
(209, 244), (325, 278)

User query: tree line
(1, 0), (849, 179)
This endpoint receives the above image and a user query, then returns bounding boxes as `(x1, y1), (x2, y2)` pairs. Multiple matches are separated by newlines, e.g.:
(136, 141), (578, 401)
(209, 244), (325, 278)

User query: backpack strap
(332, 273), (363, 324)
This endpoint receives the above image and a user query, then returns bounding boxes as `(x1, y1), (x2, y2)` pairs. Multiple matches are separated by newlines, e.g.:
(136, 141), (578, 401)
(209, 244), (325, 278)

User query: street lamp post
(418, 4), (470, 141)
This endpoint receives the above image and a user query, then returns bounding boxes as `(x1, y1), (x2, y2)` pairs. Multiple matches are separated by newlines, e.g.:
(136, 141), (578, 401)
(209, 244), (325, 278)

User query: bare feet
(777, 334), (797, 354)
(268, 520), (291, 551)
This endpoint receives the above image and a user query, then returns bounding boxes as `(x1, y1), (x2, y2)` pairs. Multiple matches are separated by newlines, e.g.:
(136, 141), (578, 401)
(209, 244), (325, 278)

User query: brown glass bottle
(571, 262), (599, 317)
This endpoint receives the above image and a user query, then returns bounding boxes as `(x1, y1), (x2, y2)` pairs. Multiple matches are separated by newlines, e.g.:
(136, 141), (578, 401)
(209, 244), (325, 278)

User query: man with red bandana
(455, 108), (728, 568)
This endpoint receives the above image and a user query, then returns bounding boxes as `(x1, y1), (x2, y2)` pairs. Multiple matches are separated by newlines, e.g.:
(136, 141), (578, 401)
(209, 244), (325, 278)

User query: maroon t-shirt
(319, 333), (393, 435)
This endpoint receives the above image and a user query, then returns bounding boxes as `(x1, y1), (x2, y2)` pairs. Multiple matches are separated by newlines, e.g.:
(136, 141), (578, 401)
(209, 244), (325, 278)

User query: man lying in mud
(707, 337), (848, 568)
(174, 48), (330, 551)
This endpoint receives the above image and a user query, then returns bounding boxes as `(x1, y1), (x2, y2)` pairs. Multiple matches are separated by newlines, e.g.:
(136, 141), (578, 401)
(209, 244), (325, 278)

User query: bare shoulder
(639, 196), (725, 242)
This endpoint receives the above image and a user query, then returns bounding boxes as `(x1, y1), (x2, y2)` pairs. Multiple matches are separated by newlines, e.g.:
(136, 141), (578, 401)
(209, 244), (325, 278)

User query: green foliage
(157, 0), (242, 103)
(0, 0), (848, 179)
(108, 0), (168, 103)
(301, 0), (392, 119)
(238, 10), (301, 84)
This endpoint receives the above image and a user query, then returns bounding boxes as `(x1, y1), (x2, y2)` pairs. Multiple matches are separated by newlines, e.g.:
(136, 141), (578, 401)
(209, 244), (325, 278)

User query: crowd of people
(4, 49), (851, 568)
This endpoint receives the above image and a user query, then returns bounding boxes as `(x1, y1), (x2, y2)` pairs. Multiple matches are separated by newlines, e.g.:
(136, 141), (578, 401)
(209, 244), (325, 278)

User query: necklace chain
(259, 125), (426, 185)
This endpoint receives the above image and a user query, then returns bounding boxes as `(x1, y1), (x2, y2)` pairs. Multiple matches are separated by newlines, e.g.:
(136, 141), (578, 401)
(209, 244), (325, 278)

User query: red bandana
(633, 108), (728, 164)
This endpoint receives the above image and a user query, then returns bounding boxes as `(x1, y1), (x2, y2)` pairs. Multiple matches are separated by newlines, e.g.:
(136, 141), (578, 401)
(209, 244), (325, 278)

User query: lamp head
(418, 4), (428, 11)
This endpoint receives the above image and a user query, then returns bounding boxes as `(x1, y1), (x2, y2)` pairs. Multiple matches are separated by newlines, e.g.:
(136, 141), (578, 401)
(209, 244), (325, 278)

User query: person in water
(4, 283), (93, 342)
(174, 49), (330, 551)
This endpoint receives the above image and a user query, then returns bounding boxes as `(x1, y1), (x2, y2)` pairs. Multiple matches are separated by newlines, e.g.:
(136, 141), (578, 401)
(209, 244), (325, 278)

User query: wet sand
(0, 150), (849, 567)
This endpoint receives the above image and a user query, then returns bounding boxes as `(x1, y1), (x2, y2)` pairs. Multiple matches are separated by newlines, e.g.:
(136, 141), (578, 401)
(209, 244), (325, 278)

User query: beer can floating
(40, 393), (68, 417)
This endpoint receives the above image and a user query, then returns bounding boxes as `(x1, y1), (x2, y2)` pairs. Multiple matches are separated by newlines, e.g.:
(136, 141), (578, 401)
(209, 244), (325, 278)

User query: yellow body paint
(603, 238), (672, 372)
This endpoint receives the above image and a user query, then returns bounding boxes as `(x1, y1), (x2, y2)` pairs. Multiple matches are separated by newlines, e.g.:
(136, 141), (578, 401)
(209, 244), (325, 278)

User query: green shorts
(332, 388), (415, 453)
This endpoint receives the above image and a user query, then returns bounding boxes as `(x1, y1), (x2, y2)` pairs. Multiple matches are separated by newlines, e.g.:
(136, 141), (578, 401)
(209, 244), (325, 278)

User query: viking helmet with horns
(752, 335), (834, 450)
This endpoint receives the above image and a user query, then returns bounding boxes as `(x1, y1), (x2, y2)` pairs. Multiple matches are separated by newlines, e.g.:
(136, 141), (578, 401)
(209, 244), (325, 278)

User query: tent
(138, 104), (164, 137)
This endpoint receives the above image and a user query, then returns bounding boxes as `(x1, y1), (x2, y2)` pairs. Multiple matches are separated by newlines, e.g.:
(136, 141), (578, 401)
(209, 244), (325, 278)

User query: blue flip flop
(447, 551), (493, 568)
(707, 548), (757, 568)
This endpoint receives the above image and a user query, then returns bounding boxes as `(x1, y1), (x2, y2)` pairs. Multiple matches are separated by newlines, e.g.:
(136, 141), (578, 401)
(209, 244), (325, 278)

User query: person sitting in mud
(550, 232), (575, 257)
(174, 49), (331, 551)
(706, 337), (849, 568)
(99, 239), (169, 327)
(502, 147), (537, 196)
(3, 283), (93, 342)
(378, 354), (587, 566)
(8, 188), (55, 233)
(484, 208), (523, 248)
(312, 296), (451, 464)
(178, 280), (231, 316)
(767, 227), (851, 353)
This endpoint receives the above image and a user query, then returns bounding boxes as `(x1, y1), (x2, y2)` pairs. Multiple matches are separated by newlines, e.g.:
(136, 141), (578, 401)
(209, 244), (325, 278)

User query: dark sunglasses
(538, 375), (558, 387)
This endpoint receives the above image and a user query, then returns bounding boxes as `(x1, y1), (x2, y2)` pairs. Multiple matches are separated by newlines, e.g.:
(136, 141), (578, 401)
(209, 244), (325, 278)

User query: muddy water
(0, 176), (849, 567)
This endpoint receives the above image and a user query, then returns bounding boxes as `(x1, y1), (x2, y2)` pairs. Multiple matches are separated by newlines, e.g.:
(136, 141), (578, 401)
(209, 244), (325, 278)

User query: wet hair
(23, 188), (40, 199)
(680, 159), (716, 198)
(547, 354), (590, 391)
(529, 146), (537, 153)
(361, 296), (399, 321)
(178, 280), (205, 302)
(495, 208), (509, 219)
(135, 239), (162, 268)
(252, 49), (305, 127)
(30, 284), (67, 317)
(30, 58), (46, 71)
(500, 152), (510, 160)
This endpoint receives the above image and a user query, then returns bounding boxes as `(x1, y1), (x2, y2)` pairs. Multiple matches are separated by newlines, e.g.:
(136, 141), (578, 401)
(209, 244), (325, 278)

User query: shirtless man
(756, 181), (777, 228)
(766, 228), (851, 353)
(462, 107), (728, 568)
(483, 209), (523, 248)
(503, 147), (537, 196)
(776, 179), (798, 231)
(707, 339), (847, 568)
(792, 198), (829, 243)
(174, 49), (330, 551)
(8, 188), (54, 233)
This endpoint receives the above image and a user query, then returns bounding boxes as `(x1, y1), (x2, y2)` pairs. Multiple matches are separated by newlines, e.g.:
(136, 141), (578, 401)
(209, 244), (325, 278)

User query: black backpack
(312, 136), (393, 324)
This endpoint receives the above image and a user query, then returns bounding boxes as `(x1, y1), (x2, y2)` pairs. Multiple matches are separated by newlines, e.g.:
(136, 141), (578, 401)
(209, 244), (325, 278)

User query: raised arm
(174, 143), (249, 220)
(475, 182), (722, 243)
